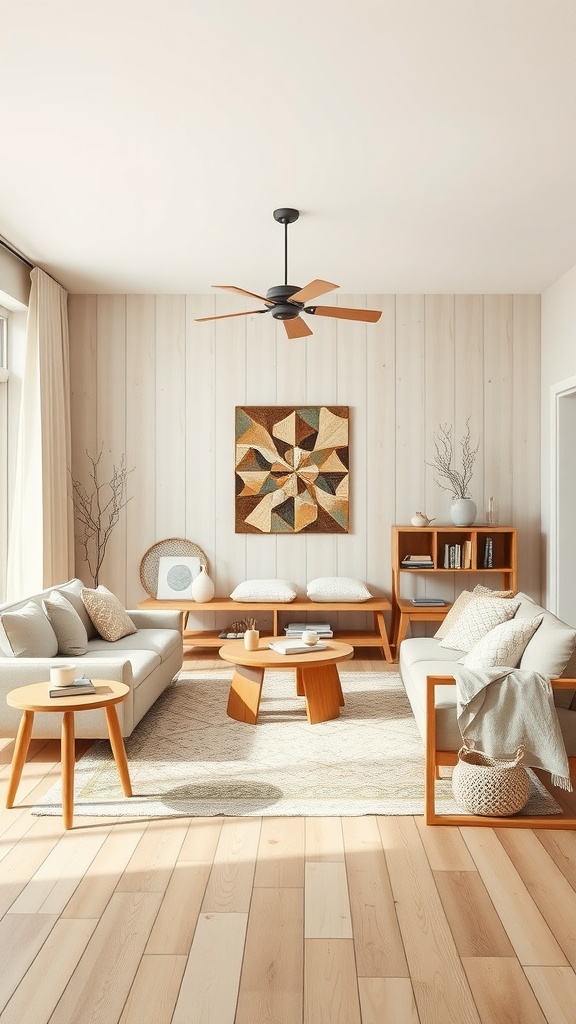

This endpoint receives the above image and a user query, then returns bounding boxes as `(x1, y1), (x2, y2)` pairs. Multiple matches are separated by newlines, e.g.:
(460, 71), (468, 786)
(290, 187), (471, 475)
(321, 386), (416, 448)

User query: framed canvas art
(156, 556), (200, 598)
(235, 406), (350, 534)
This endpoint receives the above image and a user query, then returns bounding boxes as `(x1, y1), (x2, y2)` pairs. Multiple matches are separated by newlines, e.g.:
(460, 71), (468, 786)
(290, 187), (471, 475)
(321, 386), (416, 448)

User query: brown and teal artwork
(235, 406), (350, 534)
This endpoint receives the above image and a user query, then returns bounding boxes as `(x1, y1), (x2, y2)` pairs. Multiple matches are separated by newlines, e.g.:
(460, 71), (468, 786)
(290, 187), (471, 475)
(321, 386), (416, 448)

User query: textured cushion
(0, 600), (58, 657)
(306, 577), (372, 602)
(81, 586), (137, 642)
(460, 615), (543, 670)
(57, 578), (98, 640)
(230, 579), (297, 603)
(435, 585), (515, 641)
(434, 591), (476, 640)
(515, 593), (576, 678)
(439, 597), (519, 652)
(43, 591), (89, 657)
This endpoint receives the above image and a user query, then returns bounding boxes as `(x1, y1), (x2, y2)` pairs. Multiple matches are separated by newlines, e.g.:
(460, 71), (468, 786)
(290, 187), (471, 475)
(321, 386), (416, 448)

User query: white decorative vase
(450, 498), (477, 527)
(191, 565), (215, 602)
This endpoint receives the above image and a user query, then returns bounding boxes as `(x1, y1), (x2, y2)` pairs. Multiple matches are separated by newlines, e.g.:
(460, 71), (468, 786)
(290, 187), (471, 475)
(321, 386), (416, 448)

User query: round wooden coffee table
(218, 638), (354, 725)
(6, 679), (133, 829)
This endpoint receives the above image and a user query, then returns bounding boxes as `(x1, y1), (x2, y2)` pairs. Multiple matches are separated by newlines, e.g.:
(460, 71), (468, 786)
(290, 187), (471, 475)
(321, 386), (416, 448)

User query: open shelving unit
(391, 524), (518, 654)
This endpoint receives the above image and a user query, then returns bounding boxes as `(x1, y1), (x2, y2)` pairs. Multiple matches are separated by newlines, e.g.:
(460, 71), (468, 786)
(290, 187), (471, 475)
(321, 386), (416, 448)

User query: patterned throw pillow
(230, 580), (297, 602)
(43, 591), (89, 656)
(81, 586), (137, 642)
(306, 577), (372, 602)
(435, 585), (516, 641)
(439, 597), (519, 652)
(460, 615), (543, 670)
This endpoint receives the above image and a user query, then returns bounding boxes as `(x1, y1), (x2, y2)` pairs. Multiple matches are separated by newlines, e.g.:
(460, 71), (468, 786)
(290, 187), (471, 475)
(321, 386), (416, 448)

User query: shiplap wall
(68, 293), (541, 631)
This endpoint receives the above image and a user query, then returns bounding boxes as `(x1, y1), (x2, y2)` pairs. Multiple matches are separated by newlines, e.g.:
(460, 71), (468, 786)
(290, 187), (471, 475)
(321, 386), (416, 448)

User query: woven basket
(452, 745), (530, 817)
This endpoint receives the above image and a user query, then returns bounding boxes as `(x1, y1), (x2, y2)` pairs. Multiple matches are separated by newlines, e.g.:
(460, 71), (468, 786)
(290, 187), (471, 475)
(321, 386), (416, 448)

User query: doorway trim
(549, 374), (576, 616)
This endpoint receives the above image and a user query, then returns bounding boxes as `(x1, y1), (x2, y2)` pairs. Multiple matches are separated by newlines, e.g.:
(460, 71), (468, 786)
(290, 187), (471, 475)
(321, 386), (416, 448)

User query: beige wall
(68, 293), (541, 627)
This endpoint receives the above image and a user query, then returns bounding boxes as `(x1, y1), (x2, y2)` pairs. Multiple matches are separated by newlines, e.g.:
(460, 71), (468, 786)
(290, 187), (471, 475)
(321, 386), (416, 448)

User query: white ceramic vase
(191, 565), (215, 602)
(449, 498), (477, 527)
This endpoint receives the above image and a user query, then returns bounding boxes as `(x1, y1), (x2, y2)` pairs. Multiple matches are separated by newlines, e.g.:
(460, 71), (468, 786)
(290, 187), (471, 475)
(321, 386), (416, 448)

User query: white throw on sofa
(399, 589), (576, 758)
(0, 579), (183, 739)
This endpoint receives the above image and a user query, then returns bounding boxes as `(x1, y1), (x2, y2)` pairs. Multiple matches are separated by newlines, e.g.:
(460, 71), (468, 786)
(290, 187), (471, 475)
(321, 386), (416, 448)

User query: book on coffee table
(268, 640), (327, 655)
(49, 679), (96, 698)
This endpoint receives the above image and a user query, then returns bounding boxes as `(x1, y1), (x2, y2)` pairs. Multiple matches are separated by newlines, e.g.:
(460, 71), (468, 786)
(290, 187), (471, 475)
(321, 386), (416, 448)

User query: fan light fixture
(195, 208), (382, 339)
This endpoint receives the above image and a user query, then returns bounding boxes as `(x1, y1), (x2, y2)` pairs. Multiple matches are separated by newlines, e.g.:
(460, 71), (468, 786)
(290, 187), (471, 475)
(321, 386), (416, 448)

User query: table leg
(299, 665), (343, 724)
(105, 705), (133, 797)
(61, 711), (75, 829)
(5, 710), (35, 808)
(227, 664), (265, 724)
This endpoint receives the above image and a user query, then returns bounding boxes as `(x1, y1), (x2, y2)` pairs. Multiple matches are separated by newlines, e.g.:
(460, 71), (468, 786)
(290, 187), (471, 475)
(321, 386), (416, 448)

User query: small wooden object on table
(218, 638), (354, 725)
(5, 679), (132, 829)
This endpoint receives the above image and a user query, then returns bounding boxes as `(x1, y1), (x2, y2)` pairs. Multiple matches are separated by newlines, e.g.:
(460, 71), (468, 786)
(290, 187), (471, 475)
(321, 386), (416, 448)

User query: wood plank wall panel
(155, 295), (186, 541)
(512, 295), (541, 599)
(69, 295), (98, 587)
(68, 293), (542, 609)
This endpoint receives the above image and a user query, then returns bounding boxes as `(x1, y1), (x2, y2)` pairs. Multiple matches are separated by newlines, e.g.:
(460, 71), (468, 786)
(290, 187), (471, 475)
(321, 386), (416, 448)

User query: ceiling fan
(195, 208), (382, 339)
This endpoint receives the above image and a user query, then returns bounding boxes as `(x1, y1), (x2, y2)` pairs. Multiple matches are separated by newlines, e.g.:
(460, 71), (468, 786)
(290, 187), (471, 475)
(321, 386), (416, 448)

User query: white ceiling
(3, 0), (576, 296)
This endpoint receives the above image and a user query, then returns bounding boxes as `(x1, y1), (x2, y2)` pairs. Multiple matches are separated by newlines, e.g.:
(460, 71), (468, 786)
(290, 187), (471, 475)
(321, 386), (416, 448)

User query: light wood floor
(1, 653), (576, 1024)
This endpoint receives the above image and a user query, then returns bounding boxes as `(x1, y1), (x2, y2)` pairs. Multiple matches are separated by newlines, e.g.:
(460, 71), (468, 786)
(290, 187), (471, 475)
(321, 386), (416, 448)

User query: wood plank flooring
(0, 654), (575, 1024)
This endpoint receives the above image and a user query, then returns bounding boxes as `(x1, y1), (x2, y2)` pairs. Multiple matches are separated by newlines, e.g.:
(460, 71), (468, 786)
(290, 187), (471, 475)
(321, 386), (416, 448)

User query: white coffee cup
(50, 663), (76, 687)
(302, 630), (319, 646)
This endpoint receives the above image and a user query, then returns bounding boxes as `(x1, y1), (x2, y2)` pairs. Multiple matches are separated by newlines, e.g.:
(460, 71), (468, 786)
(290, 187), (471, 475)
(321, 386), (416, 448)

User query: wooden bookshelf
(391, 525), (518, 655)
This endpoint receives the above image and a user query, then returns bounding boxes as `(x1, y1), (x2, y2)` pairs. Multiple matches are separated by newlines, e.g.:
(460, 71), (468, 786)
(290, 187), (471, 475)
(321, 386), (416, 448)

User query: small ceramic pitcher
(411, 512), (435, 527)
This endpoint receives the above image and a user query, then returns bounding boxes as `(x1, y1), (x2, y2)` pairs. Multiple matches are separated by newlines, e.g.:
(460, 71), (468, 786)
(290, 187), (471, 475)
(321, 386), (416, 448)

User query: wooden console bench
(138, 596), (393, 662)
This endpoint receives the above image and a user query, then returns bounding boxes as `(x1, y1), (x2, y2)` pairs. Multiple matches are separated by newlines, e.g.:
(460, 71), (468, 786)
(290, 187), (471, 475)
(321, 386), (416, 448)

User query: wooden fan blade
(213, 285), (272, 304)
(305, 305), (382, 323)
(283, 316), (313, 339)
(289, 279), (339, 303)
(195, 309), (266, 322)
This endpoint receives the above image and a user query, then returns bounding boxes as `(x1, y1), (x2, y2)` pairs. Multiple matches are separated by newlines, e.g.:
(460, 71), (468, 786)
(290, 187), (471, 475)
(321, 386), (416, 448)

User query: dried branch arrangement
(427, 419), (479, 500)
(71, 447), (133, 586)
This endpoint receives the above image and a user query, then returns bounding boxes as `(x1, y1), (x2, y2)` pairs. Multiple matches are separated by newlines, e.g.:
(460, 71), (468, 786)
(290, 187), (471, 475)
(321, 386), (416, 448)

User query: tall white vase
(449, 498), (477, 527)
(192, 565), (215, 602)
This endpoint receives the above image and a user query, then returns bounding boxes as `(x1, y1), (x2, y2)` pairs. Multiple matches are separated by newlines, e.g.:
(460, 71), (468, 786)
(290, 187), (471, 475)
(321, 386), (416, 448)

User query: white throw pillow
(460, 615), (543, 670)
(306, 577), (372, 602)
(43, 591), (89, 657)
(435, 585), (515, 641)
(230, 579), (297, 603)
(0, 600), (58, 657)
(439, 597), (519, 652)
(81, 586), (137, 642)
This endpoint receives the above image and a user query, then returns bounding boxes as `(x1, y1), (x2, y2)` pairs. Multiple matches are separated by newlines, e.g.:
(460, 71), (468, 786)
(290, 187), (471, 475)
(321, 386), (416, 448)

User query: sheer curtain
(6, 267), (74, 599)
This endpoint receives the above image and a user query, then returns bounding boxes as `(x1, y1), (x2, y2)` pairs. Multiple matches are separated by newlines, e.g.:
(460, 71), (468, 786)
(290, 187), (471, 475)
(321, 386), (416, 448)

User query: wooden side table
(218, 638), (354, 725)
(6, 679), (133, 829)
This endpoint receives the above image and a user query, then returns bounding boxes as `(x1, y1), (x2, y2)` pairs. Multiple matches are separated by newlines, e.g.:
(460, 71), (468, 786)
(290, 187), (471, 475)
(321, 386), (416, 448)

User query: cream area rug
(33, 669), (561, 818)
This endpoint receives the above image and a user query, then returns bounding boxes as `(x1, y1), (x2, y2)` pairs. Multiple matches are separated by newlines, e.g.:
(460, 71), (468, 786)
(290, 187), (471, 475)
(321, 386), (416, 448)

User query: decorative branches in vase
(427, 419), (479, 526)
(71, 447), (133, 586)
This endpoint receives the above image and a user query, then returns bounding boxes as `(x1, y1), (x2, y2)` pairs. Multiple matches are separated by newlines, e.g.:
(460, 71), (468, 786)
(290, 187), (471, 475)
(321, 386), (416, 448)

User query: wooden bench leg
(5, 710), (35, 809)
(227, 664), (265, 724)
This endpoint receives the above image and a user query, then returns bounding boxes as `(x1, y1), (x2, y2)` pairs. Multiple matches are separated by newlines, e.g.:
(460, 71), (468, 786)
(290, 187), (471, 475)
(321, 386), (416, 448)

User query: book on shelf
(410, 598), (447, 606)
(401, 557), (434, 568)
(463, 539), (472, 569)
(49, 679), (96, 698)
(269, 640), (328, 655)
(285, 629), (333, 638)
(483, 536), (494, 568)
(285, 622), (332, 631)
(402, 554), (433, 562)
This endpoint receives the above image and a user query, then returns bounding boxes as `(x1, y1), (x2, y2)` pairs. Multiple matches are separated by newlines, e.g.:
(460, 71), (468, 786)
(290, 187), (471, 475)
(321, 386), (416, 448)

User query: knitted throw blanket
(451, 665), (572, 791)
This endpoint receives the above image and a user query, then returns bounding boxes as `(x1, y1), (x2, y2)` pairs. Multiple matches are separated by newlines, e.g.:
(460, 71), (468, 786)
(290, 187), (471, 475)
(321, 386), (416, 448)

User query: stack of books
(284, 622), (333, 638)
(49, 678), (97, 698)
(401, 554), (434, 569)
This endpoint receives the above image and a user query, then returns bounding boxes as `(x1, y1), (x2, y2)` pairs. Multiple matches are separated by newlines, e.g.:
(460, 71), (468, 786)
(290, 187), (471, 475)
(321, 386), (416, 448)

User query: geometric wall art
(235, 406), (350, 534)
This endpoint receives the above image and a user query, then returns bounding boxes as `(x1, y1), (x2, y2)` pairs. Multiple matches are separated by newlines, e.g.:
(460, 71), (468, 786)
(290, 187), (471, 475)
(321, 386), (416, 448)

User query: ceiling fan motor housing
(266, 284), (304, 319)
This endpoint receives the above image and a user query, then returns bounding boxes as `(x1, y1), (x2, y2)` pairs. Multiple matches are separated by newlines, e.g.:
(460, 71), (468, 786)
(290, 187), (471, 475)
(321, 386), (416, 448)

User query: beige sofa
(0, 579), (183, 738)
(399, 591), (576, 825)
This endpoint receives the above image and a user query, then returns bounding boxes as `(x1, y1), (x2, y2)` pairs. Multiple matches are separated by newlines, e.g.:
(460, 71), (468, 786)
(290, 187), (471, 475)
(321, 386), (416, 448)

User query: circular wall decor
(139, 538), (208, 598)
